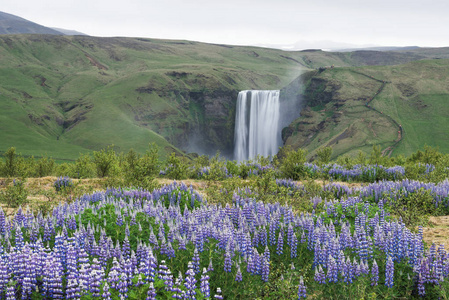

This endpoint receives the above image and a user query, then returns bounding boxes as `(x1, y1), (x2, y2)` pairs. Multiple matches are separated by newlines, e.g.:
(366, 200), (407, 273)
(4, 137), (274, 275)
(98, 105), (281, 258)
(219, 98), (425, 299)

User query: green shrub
(280, 148), (308, 180)
(123, 145), (159, 187)
(54, 163), (75, 177)
(0, 178), (28, 208)
(93, 146), (119, 178)
(205, 152), (227, 181)
(369, 145), (386, 165)
(74, 153), (96, 178)
(389, 189), (443, 226)
(316, 146), (333, 166)
(165, 152), (187, 180)
(35, 156), (55, 177)
(2, 147), (27, 177)
(225, 160), (240, 178)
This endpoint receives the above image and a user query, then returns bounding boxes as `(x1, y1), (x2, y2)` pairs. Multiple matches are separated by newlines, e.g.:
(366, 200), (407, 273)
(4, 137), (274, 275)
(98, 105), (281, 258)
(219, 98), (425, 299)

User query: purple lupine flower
(418, 272), (425, 297)
(136, 274), (144, 287)
(354, 260), (362, 277)
(0, 259), (9, 296)
(214, 287), (224, 299)
(263, 246), (270, 262)
(107, 258), (121, 289)
(224, 248), (232, 273)
(184, 262), (197, 299)
(297, 276), (307, 299)
(116, 212), (123, 226)
(247, 255), (254, 274)
(385, 256), (394, 288)
(371, 259), (379, 286)
(172, 272), (183, 299)
(146, 282), (157, 300)
(261, 256), (270, 282)
(235, 264), (243, 282)
(192, 248), (200, 274)
(311, 196), (322, 210)
(66, 272), (81, 299)
(147, 250), (157, 282)
(102, 282), (111, 300)
(314, 265), (325, 284)
(200, 268), (210, 298)
(207, 258), (214, 272)
(158, 260), (168, 280)
(122, 258), (133, 286)
(118, 272), (128, 298)
(327, 255), (338, 283)
(276, 231), (284, 255)
(300, 231), (306, 244)
(50, 266), (64, 299)
(6, 283), (15, 300)
(163, 268), (174, 291)
(291, 232), (298, 259)
(122, 236), (131, 260)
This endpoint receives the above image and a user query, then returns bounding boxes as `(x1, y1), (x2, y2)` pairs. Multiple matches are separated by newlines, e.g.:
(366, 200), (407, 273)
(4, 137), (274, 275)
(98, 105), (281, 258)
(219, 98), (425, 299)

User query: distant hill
(337, 46), (420, 52)
(0, 11), (62, 35)
(283, 59), (449, 159)
(50, 27), (87, 36)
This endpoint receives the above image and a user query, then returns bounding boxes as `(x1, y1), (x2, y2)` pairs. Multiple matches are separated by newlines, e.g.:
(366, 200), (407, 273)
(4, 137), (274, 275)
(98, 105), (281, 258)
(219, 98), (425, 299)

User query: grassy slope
(285, 59), (449, 158)
(1, 35), (448, 160)
(0, 35), (308, 159)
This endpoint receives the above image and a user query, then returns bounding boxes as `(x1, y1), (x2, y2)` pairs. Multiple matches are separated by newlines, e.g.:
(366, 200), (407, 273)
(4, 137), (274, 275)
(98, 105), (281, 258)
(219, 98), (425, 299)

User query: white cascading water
(234, 90), (281, 162)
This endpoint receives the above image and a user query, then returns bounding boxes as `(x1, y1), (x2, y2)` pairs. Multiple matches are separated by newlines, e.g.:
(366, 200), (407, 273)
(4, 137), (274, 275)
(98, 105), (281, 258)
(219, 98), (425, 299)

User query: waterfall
(234, 90), (281, 162)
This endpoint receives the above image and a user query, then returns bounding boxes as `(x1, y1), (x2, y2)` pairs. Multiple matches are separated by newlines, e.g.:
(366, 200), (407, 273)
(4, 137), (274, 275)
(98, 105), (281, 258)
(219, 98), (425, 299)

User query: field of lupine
(1, 147), (449, 299)
(1, 173), (449, 299)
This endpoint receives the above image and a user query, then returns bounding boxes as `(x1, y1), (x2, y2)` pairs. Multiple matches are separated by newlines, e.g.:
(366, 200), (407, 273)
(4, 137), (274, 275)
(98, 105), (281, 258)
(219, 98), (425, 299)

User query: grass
(0, 35), (310, 160)
(1, 35), (449, 160)
(286, 59), (449, 158)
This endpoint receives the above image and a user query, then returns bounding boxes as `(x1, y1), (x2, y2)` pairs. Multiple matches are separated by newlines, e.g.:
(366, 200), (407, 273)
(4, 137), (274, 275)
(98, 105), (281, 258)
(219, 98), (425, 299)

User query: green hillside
(1, 34), (449, 160)
(0, 35), (307, 159)
(284, 59), (449, 158)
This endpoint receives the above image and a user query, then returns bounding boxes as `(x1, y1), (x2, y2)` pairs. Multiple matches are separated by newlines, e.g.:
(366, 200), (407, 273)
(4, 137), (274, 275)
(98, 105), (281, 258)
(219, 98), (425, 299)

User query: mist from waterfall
(234, 90), (281, 162)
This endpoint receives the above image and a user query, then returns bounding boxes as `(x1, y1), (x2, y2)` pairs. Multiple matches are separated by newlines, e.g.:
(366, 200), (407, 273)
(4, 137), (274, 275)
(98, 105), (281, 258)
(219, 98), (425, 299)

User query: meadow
(1, 145), (449, 299)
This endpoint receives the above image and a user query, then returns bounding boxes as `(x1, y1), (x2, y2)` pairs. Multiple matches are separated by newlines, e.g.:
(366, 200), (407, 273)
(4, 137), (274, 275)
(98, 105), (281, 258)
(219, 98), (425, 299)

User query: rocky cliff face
(134, 72), (239, 157)
(185, 89), (238, 157)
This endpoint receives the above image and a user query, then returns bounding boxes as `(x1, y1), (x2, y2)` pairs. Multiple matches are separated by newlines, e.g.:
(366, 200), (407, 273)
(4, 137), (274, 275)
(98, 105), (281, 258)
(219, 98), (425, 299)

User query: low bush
(0, 178), (28, 207)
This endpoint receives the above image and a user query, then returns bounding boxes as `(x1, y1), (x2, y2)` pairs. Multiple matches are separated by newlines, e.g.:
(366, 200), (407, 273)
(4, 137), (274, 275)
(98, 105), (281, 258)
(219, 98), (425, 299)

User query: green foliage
(34, 155), (55, 177)
(73, 153), (96, 178)
(316, 146), (333, 165)
(0, 178), (28, 208)
(204, 152), (227, 181)
(124, 144), (160, 187)
(93, 146), (119, 178)
(54, 163), (75, 177)
(252, 168), (278, 199)
(165, 152), (187, 180)
(388, 189), (444, 226)
(1, 147), (27, 177)
(369, 145), (385, 165)
(355, 150), (367, 166)
(407, 145), (443, 165)
(3, 147), (17, 177)
(280, 148), (308, 180)
(225, 160), (240, 178)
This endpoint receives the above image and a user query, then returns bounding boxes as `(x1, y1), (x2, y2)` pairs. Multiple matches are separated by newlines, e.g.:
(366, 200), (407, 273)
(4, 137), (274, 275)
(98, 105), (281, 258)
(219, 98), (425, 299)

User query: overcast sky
(3, 0), (449, 49)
